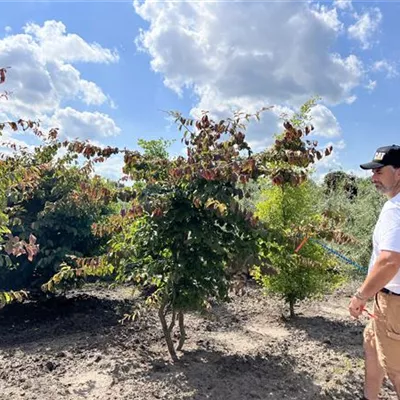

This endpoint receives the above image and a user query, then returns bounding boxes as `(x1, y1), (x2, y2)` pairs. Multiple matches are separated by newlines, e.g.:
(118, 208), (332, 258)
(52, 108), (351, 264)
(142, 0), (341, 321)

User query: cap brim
(360, 161), (385, 170)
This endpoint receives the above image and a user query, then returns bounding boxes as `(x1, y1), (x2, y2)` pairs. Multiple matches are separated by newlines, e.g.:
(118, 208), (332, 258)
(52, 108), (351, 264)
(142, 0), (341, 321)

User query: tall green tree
(254, 181), (344, 317)
(252, 100), (344, 317)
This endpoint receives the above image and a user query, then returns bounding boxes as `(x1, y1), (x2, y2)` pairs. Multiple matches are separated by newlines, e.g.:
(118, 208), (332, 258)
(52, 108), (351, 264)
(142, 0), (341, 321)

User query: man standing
(349, 145), (400, 400)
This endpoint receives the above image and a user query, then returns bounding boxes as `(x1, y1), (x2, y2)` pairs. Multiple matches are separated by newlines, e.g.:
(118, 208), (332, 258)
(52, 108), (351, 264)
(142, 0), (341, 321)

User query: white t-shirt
(368, 192), (400, 294)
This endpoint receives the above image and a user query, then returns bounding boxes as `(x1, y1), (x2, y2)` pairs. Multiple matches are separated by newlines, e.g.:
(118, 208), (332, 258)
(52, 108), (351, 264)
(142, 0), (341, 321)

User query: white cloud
(334, 0), (353, 10)
(309, 105), (341, 138)
(49, 107), (121, 140)
(310, 139), (351, 183)
(344, 95), (357, 104)
(365, 79), (377, 92)
(134, 1), (368, 153)
(312, 153), (344, 183)
(5, 26), (12, 34)
(335, 139), (346, 150)
(311, 5), (343, 33)
(0, 20), (119, 143)
(348, 8), (382, 49)
(135, 1), (363, 107)
(0, 129), (34, 155)
(311, 139), (356, 183)
(314, 163), (370, 184)
(79, 80), (108, 105)
(0, 109), (35, 154)
(372, 60), (398, 79)
(109, 98), (118, 110)
(93, 153), (125, 181)
(0, 25), (115, 116)
(24, 21), (119, 64)
(316, 152), (341, 170)
(323, 139), (346, 151)
(46, 61), (108, 106)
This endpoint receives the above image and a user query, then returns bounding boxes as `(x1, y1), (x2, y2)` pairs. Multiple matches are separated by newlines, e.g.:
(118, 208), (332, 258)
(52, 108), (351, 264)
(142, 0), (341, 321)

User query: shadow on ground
(140, 348), (358, 400)
(0, 294), (135, 348)
(283, 315), (365, 357)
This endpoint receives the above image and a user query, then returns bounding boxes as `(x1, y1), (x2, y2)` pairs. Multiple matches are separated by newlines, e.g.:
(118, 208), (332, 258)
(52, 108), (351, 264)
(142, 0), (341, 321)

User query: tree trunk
(168, 309), (176, 333)
(176, 311), (186, 351)
(158, 304), (178, 362)
(289, 299), (295, 318)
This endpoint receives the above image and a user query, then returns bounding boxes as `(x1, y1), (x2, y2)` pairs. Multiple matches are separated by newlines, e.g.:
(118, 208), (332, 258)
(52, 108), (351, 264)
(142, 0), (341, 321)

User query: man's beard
(374, 182), (389, 193)
(374, 181), (400, 195)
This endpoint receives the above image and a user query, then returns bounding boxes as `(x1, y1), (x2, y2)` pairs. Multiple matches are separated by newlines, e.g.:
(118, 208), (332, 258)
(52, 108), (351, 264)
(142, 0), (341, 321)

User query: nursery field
(0, 282), (397, 400)
(1, 67), (392, 400)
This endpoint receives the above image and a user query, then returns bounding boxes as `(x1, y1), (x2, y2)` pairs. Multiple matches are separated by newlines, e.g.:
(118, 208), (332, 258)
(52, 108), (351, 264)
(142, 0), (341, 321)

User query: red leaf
(8, 122), (18, 131)
(29, 234), (37, 245)
(151, 208), (163, 218)
(0, 68), (6, 84)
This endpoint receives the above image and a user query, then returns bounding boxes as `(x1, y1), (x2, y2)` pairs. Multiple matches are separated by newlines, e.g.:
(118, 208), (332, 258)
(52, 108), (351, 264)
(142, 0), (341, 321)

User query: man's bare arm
(358, 250), (400, 298)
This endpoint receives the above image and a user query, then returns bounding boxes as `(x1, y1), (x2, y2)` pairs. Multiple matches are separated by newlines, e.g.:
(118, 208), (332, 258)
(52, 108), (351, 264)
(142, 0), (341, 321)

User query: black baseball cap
(360, 145), (400, 170)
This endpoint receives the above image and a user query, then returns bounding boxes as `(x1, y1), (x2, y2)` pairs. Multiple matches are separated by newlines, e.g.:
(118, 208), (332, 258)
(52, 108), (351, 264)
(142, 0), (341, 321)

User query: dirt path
(0, 283), (397, 400)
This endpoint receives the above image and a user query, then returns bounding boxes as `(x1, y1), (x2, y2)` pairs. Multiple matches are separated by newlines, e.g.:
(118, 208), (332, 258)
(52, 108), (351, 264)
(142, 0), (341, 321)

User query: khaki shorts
(364, 291), (400, 375)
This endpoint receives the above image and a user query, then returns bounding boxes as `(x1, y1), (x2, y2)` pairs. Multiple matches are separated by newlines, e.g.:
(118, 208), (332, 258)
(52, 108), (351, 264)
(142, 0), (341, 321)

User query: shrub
(2, 149), (117, 292)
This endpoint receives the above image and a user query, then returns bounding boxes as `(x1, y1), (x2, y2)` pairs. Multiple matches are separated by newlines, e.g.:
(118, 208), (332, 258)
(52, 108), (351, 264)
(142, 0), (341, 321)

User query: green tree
(137, 138), (174, 159)
(107, 112), (265, 361)
(254, 181), (344, 317)
(252, 100), (343, 317)
(323, 171), (358, 200)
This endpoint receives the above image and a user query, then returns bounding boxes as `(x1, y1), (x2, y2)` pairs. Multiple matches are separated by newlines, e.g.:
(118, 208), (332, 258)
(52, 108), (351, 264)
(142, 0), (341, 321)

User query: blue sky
(1, 0), (399, 181)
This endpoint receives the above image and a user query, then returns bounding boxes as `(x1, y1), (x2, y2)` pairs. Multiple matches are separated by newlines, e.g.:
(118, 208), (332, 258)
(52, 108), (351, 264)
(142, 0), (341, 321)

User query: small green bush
(254, 181), (345, 317)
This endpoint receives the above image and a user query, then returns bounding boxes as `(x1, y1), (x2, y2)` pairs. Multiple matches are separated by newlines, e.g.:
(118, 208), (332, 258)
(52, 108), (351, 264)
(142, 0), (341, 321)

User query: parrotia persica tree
(55, 103), (333, 361)
(253, 101), (343, 317)
(0, 67), (132, 307)
(0, 67), (42, 305)
(3, 143), (120, 296)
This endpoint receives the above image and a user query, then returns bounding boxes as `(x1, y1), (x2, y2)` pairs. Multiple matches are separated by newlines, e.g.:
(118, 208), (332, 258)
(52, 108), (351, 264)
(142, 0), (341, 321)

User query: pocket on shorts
(385, 297), (400, 338)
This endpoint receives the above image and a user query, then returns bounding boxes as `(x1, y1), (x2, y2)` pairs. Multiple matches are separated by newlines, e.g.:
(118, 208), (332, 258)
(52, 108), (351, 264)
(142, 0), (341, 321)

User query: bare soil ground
(0, 282), (397, 400)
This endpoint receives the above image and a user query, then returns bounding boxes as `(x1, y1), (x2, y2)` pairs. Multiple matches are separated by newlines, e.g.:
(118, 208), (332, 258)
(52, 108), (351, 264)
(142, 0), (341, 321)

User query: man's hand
(348, 295), (367, 319)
